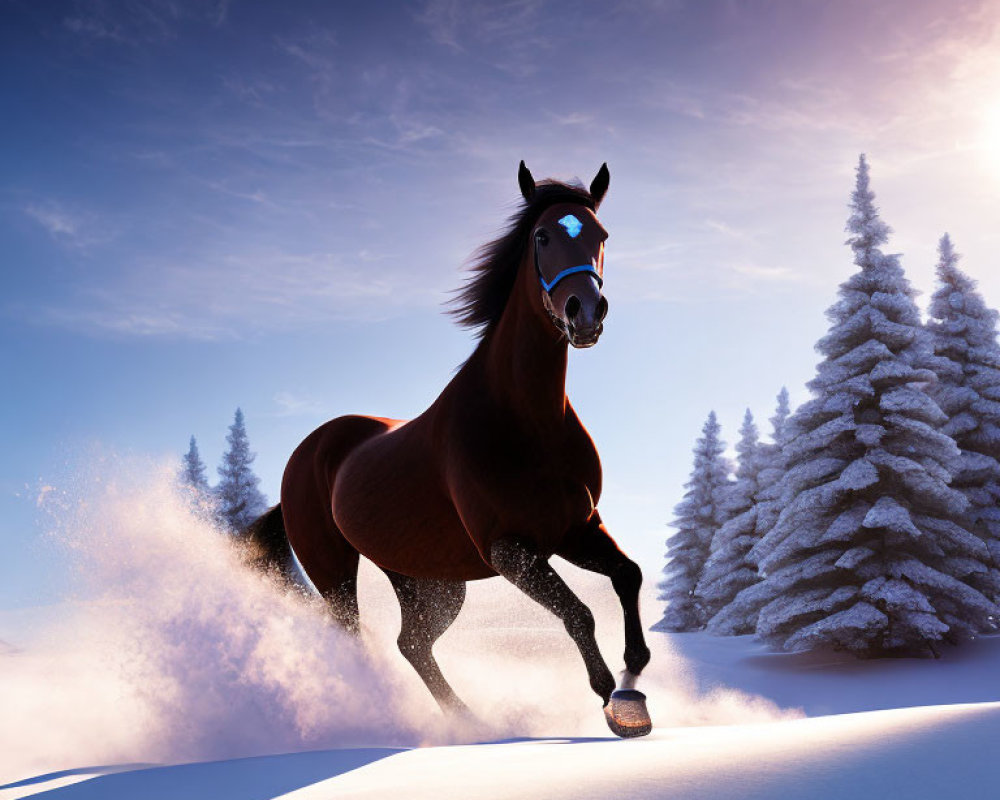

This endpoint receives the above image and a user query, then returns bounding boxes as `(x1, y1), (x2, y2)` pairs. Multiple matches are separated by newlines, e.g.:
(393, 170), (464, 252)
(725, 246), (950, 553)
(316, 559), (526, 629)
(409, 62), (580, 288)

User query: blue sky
(4, 0), (1000, 608)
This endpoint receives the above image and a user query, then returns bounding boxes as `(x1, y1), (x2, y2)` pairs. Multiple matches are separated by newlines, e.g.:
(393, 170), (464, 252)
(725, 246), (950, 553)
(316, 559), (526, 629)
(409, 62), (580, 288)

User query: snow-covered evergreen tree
(745, 156), (997, 655)
(755, 387), (792, 538)
(216, 408), (268, 533)
(708, 388), (793, 635)
(181, 435), (211, 494)
(926, 234), (1000, 603)
(700, 409), (765, 632)
(652, 411), (731, 632)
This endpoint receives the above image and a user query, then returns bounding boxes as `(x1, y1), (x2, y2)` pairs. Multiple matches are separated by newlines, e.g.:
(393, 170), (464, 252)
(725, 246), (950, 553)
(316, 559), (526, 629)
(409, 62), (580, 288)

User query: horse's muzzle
(568, 322), (603, 348)
(566, 294), (607, 348)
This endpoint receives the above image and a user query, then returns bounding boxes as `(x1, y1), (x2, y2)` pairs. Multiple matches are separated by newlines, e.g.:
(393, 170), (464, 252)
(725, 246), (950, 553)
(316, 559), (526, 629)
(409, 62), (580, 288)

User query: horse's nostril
(565, 295), (582, 320)
(596, 295), (609, 321)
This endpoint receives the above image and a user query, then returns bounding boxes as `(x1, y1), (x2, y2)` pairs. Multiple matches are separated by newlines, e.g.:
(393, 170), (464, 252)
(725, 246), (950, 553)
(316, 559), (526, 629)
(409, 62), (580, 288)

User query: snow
(3, 446), (998, 798)
(665, 629), (1000, 716)
(277, 703), (1000, 800)
(0, 749), (403, 799)
(5, 631), (999, 799)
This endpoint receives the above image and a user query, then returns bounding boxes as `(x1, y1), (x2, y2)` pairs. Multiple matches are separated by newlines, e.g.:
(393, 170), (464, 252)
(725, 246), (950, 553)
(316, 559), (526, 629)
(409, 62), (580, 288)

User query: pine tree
(216, 408), (268, 533)
(746, 156), (996, 655)
(707, 389), (792, 635)
(755, 387), (792, 538)
(926, 234), (1000, 604)
(181, 435), (211, 494)
(652, 411), (731, 632)
(700, 409), (765, 632)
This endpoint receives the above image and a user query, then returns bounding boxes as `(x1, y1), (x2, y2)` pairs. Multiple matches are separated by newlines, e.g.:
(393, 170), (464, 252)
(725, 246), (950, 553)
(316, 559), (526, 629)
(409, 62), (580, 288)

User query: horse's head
(520, 162), (610, 349)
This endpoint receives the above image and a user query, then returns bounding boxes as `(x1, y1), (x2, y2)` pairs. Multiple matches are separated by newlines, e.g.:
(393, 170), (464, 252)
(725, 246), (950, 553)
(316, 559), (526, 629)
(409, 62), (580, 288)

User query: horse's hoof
(604, 689), (652, 738)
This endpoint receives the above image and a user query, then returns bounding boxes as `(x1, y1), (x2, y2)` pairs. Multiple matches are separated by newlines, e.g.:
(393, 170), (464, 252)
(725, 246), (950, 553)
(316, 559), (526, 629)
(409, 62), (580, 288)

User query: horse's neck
(479, 273), (569, 427)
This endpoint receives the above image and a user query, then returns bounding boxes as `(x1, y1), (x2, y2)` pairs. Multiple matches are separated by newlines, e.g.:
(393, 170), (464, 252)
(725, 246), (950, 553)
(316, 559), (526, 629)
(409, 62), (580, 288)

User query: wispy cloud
(277, 28), (338, 73)
(199, 179), (273, 207)
(274, 27), (458, 155)
(34, 306), (218, 339)
(417, 0), (545, 51)
(63, 12), (129, 43)
(25, 204), (81, 237)
(23, 202), (111, 249)
(415, 0), (550, 77)
(212, 0), (232, 27)
(219, 74), (281, 107)
(62, 0), (231, 45)
(547, 111), (594, 127)
(638, 79), (708, 120)
(272, 391), (326, 418)
(723, 89), (864, 135)
(728, 262), (798, 282)
(704, 219), (755, 242)
(29, 248), (445, 340)
(611, 241), (683, 274)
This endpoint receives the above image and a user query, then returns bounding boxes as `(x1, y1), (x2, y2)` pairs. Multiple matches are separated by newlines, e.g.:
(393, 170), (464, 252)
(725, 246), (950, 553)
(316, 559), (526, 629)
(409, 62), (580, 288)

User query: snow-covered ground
(4, 631), (998, 799)
(2, 468), (997, 798)
(286, 702), (1000, 800)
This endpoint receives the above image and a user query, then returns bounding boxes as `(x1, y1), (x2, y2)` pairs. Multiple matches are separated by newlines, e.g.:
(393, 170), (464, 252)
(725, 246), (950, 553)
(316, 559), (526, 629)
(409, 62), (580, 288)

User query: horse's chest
(529, 472), (595, 530)
(456, 426), (597, 543)
(493, 462), (595, 556)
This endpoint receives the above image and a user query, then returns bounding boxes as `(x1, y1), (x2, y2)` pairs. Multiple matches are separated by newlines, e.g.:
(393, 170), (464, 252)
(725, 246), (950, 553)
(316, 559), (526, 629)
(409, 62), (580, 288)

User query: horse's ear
(518, 160), (536, 201)
(589, 163), (610, 208)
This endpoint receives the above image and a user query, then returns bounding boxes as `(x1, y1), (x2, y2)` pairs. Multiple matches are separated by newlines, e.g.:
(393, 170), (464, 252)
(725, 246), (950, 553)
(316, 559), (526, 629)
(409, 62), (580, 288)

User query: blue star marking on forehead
(558, 214), (583, 238)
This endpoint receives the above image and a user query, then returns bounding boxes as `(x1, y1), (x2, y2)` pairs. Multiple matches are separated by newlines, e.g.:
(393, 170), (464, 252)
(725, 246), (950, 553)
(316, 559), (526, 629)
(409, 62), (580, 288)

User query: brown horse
(247, 162), (651, 737)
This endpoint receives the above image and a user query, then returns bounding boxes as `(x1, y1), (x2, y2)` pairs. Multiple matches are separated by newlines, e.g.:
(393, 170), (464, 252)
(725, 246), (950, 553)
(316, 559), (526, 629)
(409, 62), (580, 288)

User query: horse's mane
(449, 179), (596, 335)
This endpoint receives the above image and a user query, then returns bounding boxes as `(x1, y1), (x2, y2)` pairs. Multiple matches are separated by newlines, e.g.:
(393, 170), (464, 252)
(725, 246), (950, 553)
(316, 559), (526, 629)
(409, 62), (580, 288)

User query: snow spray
(0, 455), (792, 784)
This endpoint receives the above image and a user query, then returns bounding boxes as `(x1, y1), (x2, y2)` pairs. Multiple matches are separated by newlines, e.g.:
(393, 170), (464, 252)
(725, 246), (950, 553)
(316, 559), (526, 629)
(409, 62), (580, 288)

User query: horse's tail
(243, 503), (305, 589)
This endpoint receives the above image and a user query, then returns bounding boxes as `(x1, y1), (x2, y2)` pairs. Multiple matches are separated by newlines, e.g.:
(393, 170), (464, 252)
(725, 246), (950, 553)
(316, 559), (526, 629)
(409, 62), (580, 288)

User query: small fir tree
(180, 435), (216, 519)
(926, 234), (1000, 604)
(746, 156), (996, 655)
(216, 408), (268, 533)
(181, 435), (211, 495)
(700, 409), (765, 632)
(652, 411), (731, 632)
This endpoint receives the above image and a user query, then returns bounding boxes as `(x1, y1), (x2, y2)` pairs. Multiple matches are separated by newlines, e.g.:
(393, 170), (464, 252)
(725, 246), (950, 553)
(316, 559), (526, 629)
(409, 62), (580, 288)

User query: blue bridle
(534, 232), (603, 296)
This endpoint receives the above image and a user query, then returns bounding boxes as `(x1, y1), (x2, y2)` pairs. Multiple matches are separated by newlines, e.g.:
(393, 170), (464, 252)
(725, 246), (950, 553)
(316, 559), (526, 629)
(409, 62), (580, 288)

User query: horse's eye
(535, 230), (549, 246)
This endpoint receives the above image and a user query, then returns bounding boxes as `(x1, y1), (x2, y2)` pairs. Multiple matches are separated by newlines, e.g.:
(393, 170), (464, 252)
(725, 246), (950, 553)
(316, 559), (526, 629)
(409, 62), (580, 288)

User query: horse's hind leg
(282, 475), (361, 633)
(384, 570), (468, 712)
(285, 520), (360, 634)
(283, 504), (361, 634)
(319, 566), (361, 636)
(490, 537), (616, 705)
(557, 513), (651, 679)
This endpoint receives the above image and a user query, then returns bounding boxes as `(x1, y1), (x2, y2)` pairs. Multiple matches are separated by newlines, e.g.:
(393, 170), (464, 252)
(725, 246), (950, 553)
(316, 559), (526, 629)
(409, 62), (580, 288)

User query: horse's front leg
(556, 512), (651, 682)
(490, 536), (616, 705)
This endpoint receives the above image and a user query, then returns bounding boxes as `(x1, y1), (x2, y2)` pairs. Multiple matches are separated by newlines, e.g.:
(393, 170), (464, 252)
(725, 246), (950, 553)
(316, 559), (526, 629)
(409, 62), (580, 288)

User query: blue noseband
(538, 264), (604, 294)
